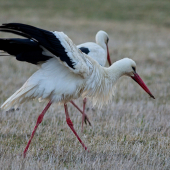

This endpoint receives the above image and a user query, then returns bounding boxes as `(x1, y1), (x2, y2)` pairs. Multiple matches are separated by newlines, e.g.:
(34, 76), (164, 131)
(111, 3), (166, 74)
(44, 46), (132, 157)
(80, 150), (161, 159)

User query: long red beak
(107, 44), (112, 66)
(131, 73), (155, 99)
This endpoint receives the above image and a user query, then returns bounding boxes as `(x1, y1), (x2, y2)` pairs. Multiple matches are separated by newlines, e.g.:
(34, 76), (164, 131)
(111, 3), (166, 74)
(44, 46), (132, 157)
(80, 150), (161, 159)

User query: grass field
(0, 0), (170, 169)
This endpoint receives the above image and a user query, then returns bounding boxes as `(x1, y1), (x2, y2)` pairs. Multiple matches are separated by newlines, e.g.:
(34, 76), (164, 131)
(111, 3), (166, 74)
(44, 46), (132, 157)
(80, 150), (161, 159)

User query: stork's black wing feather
(0, 23), (75, 68)
(79, 47), (90, 55)
(0, 38), (52, 65)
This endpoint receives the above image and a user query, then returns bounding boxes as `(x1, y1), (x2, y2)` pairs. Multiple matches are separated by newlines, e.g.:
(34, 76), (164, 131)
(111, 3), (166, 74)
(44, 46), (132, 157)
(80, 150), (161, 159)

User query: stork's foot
(84, 113), (91, 126)
(70, 100), (92, 128)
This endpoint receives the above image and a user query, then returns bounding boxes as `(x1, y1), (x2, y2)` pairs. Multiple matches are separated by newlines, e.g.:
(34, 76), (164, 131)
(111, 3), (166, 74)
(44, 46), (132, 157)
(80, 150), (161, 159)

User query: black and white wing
(0, 23), (92, 77)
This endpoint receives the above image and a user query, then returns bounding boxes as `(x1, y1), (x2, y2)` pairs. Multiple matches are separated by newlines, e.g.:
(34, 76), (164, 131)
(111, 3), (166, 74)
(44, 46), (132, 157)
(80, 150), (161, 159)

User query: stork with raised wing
(0, 23), (154, 158)
(0, 30), (112, 130)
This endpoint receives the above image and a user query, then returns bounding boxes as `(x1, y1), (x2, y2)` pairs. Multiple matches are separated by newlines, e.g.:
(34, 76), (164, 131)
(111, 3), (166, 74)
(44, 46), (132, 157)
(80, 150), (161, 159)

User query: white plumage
(77, 30), (111, 66)
(1, 30), (112, 110)
(1, 32), (91, 110)
(0, 23), (154, 157)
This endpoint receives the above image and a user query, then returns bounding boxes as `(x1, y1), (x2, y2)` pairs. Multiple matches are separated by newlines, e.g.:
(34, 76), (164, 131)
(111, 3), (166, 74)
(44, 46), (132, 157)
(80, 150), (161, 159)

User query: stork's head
(115, 58), (155, 99)
(96, 30), (109, 45)
(118, 58), (137, 76)
(96, 30), (112, 66)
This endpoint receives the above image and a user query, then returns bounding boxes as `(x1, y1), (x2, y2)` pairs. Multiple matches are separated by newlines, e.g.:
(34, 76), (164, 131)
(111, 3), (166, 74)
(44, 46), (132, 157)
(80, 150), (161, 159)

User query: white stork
(72, 30), (112, 131)
(0, 30), (111, 129)
(0, 23), (155, 158)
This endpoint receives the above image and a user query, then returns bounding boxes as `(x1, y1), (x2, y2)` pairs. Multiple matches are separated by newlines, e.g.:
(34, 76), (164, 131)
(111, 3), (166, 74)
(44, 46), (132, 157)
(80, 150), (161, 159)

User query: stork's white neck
(96, 39), (107, 51)
(107, 59), (128, 80)
(95, 32), (107, 50)
(83, 59), (126, 108)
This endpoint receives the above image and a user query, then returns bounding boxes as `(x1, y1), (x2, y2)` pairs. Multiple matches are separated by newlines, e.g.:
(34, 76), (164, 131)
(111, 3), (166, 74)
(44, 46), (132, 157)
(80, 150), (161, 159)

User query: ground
(0, 0), (170, 169)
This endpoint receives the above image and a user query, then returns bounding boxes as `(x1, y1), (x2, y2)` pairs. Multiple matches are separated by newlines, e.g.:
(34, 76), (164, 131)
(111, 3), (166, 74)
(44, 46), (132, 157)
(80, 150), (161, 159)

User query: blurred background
(0, 0), (170, 169)
(1, 0), (170, 24)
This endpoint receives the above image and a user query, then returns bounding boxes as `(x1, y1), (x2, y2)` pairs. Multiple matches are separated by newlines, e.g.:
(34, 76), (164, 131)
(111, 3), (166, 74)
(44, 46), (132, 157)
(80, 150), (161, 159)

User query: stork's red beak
(131, 73), (155, 99)
(107, 44), (112, 66)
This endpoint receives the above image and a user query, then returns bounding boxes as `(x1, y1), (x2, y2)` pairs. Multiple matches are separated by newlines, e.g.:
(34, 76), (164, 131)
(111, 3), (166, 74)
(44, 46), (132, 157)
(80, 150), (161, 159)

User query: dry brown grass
(1, 1), (170, 169)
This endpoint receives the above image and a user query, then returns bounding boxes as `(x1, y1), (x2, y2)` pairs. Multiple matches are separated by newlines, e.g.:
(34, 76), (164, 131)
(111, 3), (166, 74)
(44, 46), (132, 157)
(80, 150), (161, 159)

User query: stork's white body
(77, 42), (106, 66)
(77, 30), (109, 66)
(1, 30), (111, 110)
(1, 50), (114, 110)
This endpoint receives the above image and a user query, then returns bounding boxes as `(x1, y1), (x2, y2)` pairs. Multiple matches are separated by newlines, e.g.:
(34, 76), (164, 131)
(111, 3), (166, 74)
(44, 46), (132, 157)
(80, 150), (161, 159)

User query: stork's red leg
(70, 100), (91, 126)
(23, 101), (52, 158)
(81, 98), (87, 132)
(64, 103), (88, 150)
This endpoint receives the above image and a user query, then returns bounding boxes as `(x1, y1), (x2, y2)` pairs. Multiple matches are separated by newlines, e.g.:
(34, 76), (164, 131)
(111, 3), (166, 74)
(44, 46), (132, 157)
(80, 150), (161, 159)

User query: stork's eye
(132, 67), (136, 72)
(106, 37), (109, 44)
